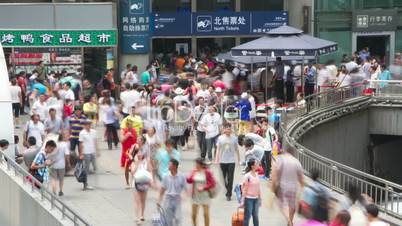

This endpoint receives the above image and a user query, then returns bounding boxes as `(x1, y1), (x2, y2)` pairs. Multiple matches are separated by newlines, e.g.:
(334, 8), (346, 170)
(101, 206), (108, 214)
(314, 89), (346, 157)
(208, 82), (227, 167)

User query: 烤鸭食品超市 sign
(0, 30), (117, 47)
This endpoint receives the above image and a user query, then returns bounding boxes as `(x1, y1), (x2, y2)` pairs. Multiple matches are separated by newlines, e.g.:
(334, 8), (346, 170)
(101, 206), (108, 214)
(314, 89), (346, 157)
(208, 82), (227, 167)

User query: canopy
(216, 52), (315, 65)
(231, 25), (337, 57)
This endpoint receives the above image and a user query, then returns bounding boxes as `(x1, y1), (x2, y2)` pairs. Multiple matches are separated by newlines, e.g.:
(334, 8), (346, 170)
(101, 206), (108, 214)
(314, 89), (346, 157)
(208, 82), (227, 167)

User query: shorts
(278, 189), (297, 210)
(12, 103), (20, 118)
(134, 182), (150, 192)
(49, 168), (66, 181)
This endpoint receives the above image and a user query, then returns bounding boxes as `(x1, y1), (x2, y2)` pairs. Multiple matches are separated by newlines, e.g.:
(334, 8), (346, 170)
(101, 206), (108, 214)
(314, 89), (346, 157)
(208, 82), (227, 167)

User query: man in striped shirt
(69, 106), (87, 158)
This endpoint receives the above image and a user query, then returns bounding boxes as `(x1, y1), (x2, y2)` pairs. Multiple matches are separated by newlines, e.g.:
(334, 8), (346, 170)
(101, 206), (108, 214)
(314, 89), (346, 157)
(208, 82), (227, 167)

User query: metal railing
(281, 81), (402, 219)
(0, 152), (91, 226)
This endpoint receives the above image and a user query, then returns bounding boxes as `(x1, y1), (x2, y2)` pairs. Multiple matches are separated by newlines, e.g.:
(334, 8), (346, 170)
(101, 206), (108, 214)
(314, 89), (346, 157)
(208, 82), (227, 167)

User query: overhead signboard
(150, 11), (288, 37)
(193, 12), (251, 36)
(153, 13), (192, 36)
(0, 30), (116, 47)
(120, 0), (151, 54)
(352, 9), (398, 32)
(251, 11), (288, 34)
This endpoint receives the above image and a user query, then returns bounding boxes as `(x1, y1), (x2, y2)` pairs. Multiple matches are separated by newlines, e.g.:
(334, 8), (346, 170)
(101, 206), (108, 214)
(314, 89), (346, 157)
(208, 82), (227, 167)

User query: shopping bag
(152, 204), (168, 226)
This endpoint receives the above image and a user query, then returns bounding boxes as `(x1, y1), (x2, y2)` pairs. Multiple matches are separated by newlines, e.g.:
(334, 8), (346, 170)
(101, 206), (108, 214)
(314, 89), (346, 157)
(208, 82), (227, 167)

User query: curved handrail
(282, 81), (402, 220)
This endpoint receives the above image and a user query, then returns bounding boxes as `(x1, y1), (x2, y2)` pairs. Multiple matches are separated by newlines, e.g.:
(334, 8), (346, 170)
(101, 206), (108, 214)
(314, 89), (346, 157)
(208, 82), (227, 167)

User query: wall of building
(0, 165), (70, 226)
(369, 107), (402, 136)
(287, 0), (313, 34)
(299, 110), (371, 172)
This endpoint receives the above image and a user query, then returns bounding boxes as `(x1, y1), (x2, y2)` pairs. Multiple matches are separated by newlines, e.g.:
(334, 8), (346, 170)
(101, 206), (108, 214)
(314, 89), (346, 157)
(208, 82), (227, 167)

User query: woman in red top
(120, 119), (137, 188)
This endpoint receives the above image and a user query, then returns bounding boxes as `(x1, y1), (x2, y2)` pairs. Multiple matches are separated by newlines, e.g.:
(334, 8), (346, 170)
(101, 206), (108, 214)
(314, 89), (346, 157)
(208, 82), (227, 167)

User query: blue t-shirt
(32, 83), (47, 95)
(155, 148), (181, 179)
(235, 99), (251, 121)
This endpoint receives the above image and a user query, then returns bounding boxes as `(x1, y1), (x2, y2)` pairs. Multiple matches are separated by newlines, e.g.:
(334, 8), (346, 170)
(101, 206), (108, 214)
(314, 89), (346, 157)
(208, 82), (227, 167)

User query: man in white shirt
(32, 94), (48, 121)
(59, 82), (75, 101)
(120, 63), (131, 81)
(79, 120), (98, 190)
(366, 204), (390, 226)
(196, 83), (211, 100)
(10, 79), (22, 127)
(23, 114), (45, 148)
(194, 97), (207, 158)
(120, 83), (138, 118)
(200, 106), (222, 163)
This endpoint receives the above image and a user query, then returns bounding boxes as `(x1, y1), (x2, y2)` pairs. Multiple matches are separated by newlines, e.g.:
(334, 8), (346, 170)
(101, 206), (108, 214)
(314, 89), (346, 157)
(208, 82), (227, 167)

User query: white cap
(174, 87), (184, 95)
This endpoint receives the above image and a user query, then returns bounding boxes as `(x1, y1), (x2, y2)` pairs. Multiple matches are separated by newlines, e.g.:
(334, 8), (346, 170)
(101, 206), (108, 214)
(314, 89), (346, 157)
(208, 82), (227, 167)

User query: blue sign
(251, 11), (288, 34)
(120, 0), (150, 54)
(153, 13), (192, 36)
(193, 12), (251, 36)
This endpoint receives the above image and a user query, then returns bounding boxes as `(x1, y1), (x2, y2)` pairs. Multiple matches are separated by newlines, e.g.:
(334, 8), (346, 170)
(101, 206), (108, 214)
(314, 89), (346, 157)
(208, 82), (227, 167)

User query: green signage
(0, 30), (117, 47)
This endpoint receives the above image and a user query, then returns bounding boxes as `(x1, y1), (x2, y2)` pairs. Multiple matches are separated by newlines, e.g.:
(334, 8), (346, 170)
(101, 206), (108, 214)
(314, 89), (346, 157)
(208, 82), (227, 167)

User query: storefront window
(316, 0), (350, 11)
(197, 0), (235, 12)
(153, 0), (191, 12)
(241, 0), (283, 11)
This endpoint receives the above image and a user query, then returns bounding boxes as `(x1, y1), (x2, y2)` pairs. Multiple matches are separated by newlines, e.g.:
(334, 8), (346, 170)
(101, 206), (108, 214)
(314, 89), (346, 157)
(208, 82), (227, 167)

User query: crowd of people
(1, 48), (396, 226)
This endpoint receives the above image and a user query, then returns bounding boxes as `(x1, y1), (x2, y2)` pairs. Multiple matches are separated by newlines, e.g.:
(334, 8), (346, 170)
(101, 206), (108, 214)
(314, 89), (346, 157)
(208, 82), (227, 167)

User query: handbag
(134, 161), (152, 184)
(74, 161), (87, 183)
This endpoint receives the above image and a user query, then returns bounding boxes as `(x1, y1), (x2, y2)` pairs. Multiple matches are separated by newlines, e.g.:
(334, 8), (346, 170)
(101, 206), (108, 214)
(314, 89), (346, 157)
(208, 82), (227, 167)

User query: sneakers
(58, 191), (64, 196)
(83, 185), (94, 191)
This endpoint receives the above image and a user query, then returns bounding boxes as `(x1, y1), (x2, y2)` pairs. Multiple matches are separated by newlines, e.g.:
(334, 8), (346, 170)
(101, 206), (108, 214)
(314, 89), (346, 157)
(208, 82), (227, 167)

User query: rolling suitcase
(232, 208), (244, 226)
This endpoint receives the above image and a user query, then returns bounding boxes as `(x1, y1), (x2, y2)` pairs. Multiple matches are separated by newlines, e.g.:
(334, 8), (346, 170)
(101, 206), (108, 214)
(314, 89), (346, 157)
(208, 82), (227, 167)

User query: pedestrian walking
(49, 133), (70, 196)
(271, 146), (304, 226)
(78, 119), (98, 190)
(199, 106), (222, 164)
(156, 139), (181, 180)
(187, 158), (216, 226)
(132, 141), (152, 224)
(120, 119), (137, 188)
(235, 93), (252, 135)
(30, 140), (57, 184)
(194, 97), (207, 159)
(214, 123), (240, 201)
(158, 158), (187, 226)
(23, 114), (45, 148)
(100, 98), (119, 150)
(241, 159), (261, 226)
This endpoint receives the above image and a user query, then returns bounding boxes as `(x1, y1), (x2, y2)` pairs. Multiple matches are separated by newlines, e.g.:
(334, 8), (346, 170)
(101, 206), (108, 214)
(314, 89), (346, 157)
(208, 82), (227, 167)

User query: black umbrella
(231, 25), (337, 57)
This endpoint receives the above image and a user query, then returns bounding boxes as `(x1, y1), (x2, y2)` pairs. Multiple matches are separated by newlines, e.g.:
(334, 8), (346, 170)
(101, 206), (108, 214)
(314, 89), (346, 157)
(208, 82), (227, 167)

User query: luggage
(231, 208), (244, 226)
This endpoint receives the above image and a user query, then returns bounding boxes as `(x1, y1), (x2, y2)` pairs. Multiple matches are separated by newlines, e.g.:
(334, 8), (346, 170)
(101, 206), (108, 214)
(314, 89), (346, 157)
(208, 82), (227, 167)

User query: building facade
(0, 1), (117, 82)
(119, 0), (287, 72)
(314, 0), (402, 64)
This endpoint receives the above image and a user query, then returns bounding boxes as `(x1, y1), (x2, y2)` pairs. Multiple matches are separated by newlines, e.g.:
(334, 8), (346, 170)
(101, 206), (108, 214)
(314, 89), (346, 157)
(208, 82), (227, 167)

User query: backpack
(309, 184), (329, 222)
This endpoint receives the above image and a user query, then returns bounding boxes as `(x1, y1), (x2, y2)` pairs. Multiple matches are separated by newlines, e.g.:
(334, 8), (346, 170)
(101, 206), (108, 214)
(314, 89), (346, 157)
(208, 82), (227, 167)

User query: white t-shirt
(32, 101), (48, 121)
(120, 90), (139, 114)
(79, 129), (97, 154)
(59, 89), (75, 101)
(200, 112), (222, 138)
(49, 141), (70, 169)
(25, 121), (45, 147)
(10, 85), (21, 103)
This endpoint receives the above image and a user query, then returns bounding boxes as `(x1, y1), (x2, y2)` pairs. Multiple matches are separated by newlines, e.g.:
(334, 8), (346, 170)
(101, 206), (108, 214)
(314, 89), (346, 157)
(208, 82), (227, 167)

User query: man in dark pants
(194, 97), (207, 159)
(304, 63), (316, 97)
(214, 124), (240, 201)
(286, 65), (295, 103)
(274, 57), (285, 102)
(262, 119), (277, 179)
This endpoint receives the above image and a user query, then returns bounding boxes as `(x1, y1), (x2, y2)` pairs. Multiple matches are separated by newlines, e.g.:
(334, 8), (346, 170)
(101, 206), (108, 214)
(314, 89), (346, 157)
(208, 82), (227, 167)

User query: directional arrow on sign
(131, 43), (145, 50)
